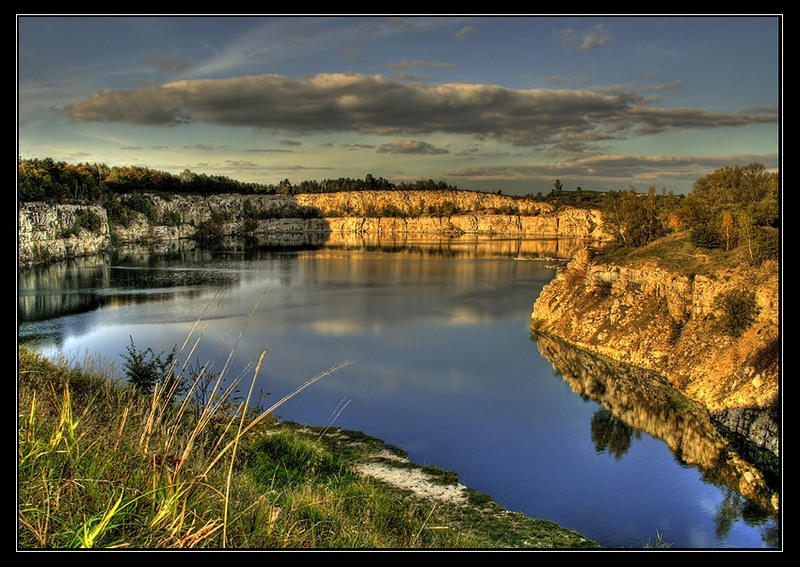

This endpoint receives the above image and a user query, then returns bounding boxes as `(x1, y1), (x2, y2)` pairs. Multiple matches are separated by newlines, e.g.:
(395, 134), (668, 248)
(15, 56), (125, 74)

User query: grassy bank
(17, 344), (600, 550)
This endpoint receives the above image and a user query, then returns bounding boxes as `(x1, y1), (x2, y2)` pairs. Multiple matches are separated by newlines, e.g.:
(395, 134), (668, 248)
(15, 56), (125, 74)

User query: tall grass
(17, 329), (362, 549)
(18, 289), (600, 549)
(18, 342), (602, 549)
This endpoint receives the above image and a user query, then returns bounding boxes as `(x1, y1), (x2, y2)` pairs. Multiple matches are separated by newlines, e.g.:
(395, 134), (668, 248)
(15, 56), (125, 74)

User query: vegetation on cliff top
(597, 162), (779, 274)
(18, 157), (607, 208)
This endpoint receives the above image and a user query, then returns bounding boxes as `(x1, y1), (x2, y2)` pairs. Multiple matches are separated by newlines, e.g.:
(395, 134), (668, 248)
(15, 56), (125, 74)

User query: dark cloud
(376, 139), (449, 154)
(61, 72), (777, 152)
(445, 153), (779, 190)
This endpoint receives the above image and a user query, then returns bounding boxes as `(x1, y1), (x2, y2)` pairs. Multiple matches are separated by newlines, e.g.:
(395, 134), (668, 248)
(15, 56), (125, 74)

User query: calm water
(18, 237), (780, 549)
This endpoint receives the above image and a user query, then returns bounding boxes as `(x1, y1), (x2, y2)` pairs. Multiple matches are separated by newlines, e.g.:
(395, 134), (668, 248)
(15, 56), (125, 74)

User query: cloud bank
(61, 72), (776, 155)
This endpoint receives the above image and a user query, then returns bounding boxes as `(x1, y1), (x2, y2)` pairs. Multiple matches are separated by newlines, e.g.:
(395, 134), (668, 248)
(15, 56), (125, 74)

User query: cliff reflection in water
(18, 236), (580, 348)
(17, 251), (241, 349)
(531, 332), (780, 543)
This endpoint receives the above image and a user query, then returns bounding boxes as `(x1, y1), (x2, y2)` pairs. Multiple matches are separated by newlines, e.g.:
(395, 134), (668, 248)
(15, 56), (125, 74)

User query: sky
(17, 14), (782, 196)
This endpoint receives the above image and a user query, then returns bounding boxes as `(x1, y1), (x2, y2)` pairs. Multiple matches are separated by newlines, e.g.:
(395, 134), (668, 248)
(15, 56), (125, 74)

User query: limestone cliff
(530, 247), (780, 457)
(18, 191), (608, 266)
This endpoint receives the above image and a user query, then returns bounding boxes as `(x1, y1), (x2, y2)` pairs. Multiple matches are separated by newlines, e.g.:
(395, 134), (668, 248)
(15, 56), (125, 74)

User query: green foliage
(161, 210), (183, 227)
(714, 289), (761, 337)
(496, 203), (520, 215)
(120, 336), (181, 396)
(602, 187), (668, 247)
(78, 208), (103, 232)
(379, 203), (408, 218)
(122, 192), (158, 222)
(672, 163), (778, 262)
(193, 219), (224, 243)
(426, 200), (461, 216)
(689, 222), (722, 249)
(59, 208), (104, 238)
(596, 162), (779, 271)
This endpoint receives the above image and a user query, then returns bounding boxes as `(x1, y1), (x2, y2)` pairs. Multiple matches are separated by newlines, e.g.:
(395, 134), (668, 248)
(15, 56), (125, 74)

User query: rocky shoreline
(530, 247), (780, 466)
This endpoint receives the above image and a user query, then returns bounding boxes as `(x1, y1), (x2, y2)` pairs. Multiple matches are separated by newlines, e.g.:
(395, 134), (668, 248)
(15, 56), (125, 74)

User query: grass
(592, 231), (740, 276)
(17, 344), (600, 549)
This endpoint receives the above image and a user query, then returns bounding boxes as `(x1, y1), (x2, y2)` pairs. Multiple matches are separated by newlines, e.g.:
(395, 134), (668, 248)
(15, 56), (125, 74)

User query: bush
(193, 219), (224, 243)
(121, 336), (181, 396)
(714, 289), (760, 337)
(123, 193), (158, 222)
(75, 208), (103, 233)
(690, 223), (722, 249)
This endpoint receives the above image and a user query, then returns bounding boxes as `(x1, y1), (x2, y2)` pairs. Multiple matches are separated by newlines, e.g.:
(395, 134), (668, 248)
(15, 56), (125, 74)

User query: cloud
(382, 60), (456, 69)
(444, 153), (779, 187)
(454, 25), (478, 40)
(376, 139), (449, 155)
(554, 23), (615, 53)
(60, 72), (777, 154)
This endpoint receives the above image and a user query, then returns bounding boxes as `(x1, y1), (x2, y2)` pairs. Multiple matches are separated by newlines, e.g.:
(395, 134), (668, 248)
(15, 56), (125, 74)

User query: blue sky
(17, 15), (781, 195)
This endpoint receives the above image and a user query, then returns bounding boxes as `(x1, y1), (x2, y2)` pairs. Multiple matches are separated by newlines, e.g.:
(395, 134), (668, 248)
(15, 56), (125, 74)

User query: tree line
(18, 157), (778, 262)
(16, 158), (463, 203)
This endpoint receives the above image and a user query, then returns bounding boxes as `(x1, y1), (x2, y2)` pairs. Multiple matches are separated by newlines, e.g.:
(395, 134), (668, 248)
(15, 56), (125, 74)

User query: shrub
(591, 277), (613, 298)
(749, 335), (779, 374)
(714, 289), (760, 337)
(121, 336), (181, 396)
(564, 267), (586, 288)
(123, 193), (158, 222)
(690, 223), (722, 249)
(193, 219), (224, 243)
(75, 208), (103, 233)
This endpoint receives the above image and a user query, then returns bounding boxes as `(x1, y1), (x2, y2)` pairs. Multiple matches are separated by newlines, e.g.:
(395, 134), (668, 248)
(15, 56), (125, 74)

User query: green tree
(676, 163), (778, 254)
(602, 187), (666, 247)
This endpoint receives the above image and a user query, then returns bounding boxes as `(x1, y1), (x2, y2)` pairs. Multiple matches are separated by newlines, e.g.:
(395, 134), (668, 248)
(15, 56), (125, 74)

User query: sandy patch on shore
(356, 449), (469, 506)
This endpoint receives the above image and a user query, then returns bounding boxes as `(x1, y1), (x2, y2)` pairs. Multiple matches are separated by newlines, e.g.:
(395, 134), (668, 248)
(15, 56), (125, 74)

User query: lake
(17, 236), (779, 549)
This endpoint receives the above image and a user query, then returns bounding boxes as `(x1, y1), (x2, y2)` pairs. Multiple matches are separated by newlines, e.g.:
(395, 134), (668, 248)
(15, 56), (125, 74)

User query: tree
(602, 187), (667, 247)
(677, 162), (779, 256)
(721, 212), (736, 251)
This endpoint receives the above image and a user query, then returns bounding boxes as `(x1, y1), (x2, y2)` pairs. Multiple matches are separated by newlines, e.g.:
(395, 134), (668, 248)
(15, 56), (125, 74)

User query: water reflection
(18, 254), (239, 322)
(532, 332), (780, 544)
(17, 238), (779, 548)
(19, 236), (581, 330)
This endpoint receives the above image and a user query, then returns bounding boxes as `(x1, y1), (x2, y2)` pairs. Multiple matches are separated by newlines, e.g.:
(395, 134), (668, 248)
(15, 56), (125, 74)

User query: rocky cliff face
(18, 191), (608, 266)
(18, 202), (114, 266)
(531, 248), (780, 456)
